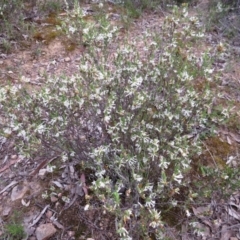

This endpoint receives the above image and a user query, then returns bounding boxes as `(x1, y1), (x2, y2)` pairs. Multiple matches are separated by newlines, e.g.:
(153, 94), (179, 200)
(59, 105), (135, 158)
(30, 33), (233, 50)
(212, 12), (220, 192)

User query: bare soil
(0, 1), (240, 239)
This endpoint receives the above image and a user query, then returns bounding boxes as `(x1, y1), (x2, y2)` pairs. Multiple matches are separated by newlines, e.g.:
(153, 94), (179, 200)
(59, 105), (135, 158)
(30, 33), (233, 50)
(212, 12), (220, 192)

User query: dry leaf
(21, 199), (30, 207)
(0, 180), (18, 195)
(51, 219), (64, 229)
(220, 224), (232, 240)
(52, 181), (63, 189)
(192, 206), (211, 218)
(80, 173), (88, 195)
(75, 184), (84, 196)
(80, 173), (86, 183)
(229, 133), (240, 143)
(226, 207), (240, 221)
(226, 136), (232, 145)
(83, 186), (88, 196)
(0, 159), (19, 173)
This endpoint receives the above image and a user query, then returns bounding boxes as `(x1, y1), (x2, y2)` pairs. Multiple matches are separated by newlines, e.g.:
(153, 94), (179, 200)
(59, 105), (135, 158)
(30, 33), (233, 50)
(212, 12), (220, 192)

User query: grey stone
(38, 169), (47, 179)
(64, 57), (71, 62)
(11, 185), (29, 201)
(2, 206), (11, 217)
(36, 223), (57, 240)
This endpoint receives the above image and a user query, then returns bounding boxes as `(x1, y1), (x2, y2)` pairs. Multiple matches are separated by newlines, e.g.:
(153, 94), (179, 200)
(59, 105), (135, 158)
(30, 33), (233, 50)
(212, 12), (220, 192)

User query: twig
(0, 180), (18, 195)
(0, 159), (20, 173)
(201, 140), (218, 168)
(29, 204), (50, 227)
(59, 194), (78, 215)
(29, 155), (59, 179)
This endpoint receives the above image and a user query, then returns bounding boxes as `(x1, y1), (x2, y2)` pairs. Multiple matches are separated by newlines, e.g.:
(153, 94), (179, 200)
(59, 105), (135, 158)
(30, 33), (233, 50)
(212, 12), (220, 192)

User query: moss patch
(33, 27), (62, 45)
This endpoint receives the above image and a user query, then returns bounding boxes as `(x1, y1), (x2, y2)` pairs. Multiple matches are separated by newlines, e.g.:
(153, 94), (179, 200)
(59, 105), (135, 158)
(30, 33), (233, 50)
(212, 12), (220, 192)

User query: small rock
(51, 219), (64, 229)
(2, 192), (8, 197)
(64, 57), (71, 62)
(55, 202), (61, 209)
(50, 195), (58, 203)
(63, 185), (70, 191)
(36, 223), (57, 240)
(67, 231), (75, 237)
(11, 155), (18, 159)
(8, 173), (16, 178)
(24, 226), (35, 238)
(13, 59), (21, 64)
(2, 206), (11, 217)
(46, 210), (53, 219)
(29, 237), (37, 240)
(29, 182), (42, 194)
(11, 185), (29, 201)
(86, 238), (95, 240)
(38, 169), (47, 179)
(38, 67), (46, 76)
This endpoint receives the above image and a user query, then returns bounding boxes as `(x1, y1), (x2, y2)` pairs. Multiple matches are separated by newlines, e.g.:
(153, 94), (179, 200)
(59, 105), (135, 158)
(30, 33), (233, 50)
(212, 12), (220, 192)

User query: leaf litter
(0, 1), (240, 239)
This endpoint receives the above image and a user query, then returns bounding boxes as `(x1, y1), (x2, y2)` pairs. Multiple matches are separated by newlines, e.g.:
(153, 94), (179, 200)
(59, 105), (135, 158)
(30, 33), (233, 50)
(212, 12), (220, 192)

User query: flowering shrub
(0, 5), (226, 239)
(57, 0), (118, 47)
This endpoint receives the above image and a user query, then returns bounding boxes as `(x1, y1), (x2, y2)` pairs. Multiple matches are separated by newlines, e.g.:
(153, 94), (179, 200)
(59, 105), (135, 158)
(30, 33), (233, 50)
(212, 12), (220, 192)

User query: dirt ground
(0, 1), (240, 239)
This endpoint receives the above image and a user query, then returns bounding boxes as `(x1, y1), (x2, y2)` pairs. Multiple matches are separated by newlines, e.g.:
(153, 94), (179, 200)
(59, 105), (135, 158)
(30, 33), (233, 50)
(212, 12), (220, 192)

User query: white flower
(62, 154), (68, 162)
(204, 68), (214, 74)
(133, 173), (142, 182)
(173, 173), (183, 184)
(216, 2), (223, 13)
(221, 109), (229, 118)
(96, 34), (104, 42)
(36, 124), (46, 134)
(18, 130), (28, 140)
(149, 221), (158, 228)
(63, 99), (71, 108)
(46, 164), (56, 173)
(107, 32), (112, 39)
(145, 198), (155, 208)
(182, 109), (191, 117)
(179, 70), (193, 82)
(226, 156), (235, 165)
(10, 85), (21, 94)
(182, 8), (188, 17)
(4, 128), (12, 136)
(42, 191), (48, 199)
(118, 227), (131, 238)
(84, 204), (90, 211)
(104, 115), (111, 123)
(178, 148), (187, 157)
(80, 63), (89, 72)
(186, 209), (191, 217)
(171, 200), (178, 207)
(62, 196), (70, 203)
(98, 180), (106, 188)
(83, 28), (89, 35)
(69, 26), (77, 34)
(131, 77), (143, 88)
(95, 170), (106, 178)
